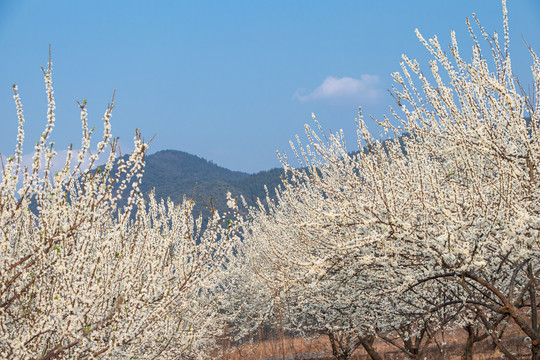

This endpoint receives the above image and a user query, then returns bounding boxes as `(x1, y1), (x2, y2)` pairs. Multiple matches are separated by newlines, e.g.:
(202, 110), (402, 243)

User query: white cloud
(294, 75), (382, 104)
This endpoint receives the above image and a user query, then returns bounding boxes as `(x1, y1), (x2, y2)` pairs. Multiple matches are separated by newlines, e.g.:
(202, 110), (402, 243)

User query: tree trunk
(404, 337), (419, 358)
(359, 336), (383, 360)
(328, 332), (351, 360)
(532, 341), (540, 360)
(462, 325), (475, 360)
(527, 263), (539, 360)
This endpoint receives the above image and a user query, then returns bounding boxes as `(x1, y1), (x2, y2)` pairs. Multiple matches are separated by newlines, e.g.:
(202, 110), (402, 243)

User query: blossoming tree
(0, 54), (241, 359)
(243, 1), (539, 359)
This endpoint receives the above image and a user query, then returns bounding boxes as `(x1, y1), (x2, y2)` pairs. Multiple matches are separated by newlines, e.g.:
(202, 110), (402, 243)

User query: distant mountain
(139, 150), (284, 215)
(137, 131), (419, 216)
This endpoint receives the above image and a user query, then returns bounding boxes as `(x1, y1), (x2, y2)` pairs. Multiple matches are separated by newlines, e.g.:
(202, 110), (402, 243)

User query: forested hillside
(139, 150), (285, 214)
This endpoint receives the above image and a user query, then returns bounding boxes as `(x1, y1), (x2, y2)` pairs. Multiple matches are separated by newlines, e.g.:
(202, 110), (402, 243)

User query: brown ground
(218, 327), (532, 359)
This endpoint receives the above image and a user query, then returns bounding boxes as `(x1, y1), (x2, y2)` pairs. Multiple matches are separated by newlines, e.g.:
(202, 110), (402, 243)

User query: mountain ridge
(139, 149), (284, 215)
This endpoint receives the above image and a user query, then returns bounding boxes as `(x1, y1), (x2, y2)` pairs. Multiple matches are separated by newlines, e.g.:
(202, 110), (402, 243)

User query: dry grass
(217, 327), (532, 359)
(219, 335), (329, 359)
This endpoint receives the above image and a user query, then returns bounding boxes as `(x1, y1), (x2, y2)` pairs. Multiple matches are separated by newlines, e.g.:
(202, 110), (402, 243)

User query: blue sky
(0, 1), (539, 173)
